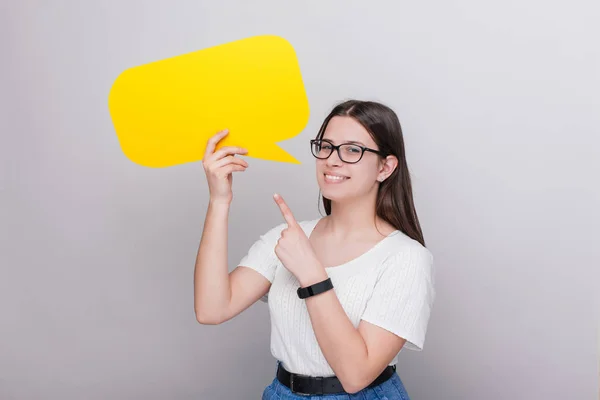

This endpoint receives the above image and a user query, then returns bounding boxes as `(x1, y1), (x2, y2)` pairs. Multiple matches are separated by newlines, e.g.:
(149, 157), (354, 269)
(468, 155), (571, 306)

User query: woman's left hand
(273, 193), (327, 286)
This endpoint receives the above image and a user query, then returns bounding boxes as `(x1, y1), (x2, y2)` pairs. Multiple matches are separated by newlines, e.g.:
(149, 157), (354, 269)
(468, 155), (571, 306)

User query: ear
(378, 155), (398, 180)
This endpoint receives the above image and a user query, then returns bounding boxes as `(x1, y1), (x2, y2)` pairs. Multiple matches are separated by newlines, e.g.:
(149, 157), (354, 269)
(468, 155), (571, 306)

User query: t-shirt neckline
(306, 217), (400, 270)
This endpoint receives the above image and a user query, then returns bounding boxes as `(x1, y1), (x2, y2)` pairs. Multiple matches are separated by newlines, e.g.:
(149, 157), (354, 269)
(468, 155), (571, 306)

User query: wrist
(208, 198), (232, 208)
(298, 266), (329, 288)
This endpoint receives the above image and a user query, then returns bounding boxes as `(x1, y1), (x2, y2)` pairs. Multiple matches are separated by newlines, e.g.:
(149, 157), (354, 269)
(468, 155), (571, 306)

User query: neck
(324, 189), (384, 240)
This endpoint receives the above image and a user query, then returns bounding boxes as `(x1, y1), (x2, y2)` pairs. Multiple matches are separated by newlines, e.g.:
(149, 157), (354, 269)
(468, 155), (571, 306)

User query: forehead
(321, 116), (375, 146)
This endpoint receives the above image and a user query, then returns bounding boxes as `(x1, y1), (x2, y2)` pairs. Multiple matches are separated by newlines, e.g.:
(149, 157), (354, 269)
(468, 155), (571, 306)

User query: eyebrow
(321, 138), (367, 146)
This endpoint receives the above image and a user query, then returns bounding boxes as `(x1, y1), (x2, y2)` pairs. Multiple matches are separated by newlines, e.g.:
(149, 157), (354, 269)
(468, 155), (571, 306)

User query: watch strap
(297, 277), (333, 299)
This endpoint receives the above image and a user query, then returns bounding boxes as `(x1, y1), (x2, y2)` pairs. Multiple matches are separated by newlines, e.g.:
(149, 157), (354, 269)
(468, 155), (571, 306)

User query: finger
(212, 155), (249, 170)
(219, 164), (247, 178)
(210, 146), (248, 162)
(273, 193), (297, 227)
(203, 129), (229, 160)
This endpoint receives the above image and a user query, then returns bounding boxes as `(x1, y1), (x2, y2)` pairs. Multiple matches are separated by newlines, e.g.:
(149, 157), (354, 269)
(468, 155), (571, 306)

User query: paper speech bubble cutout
(108, 35), (309, 167)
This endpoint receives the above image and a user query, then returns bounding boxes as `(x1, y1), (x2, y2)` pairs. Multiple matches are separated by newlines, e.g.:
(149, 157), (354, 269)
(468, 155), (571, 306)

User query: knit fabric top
(238, 217), (435, 377)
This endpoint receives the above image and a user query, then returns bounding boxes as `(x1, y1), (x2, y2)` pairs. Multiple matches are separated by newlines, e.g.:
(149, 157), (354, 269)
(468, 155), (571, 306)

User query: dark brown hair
(316, 99), (426, 247)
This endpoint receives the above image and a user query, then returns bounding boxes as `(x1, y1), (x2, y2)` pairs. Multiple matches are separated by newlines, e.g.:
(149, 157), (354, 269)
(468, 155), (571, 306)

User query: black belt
(276, 362), (396, 395)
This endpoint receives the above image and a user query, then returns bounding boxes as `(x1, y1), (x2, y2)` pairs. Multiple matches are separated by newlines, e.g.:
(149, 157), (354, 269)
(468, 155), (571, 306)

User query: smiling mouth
(324, 173), (349, 182)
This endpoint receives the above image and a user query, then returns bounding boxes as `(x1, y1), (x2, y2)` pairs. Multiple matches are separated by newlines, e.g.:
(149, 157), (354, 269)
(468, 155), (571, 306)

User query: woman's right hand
(202, 129), (248, 205)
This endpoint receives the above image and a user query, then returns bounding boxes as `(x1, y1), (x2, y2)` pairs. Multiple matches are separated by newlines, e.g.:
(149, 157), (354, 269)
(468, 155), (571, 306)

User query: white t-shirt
(238, 217), (435, 377)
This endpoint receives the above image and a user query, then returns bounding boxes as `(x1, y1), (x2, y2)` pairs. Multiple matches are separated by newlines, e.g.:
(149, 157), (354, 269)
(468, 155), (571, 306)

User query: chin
(319, 185), (352, 202)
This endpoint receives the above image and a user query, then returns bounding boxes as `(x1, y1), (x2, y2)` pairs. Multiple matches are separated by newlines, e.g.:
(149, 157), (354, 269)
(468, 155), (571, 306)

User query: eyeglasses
(310, 139), (385, 164)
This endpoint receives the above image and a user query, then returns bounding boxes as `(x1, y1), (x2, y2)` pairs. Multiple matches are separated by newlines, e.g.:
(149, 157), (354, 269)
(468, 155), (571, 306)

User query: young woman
(194, 100), (435, 399)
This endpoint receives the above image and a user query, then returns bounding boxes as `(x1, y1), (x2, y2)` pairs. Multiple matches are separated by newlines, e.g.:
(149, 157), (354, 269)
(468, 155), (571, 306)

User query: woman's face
(315, 116), (384, 202)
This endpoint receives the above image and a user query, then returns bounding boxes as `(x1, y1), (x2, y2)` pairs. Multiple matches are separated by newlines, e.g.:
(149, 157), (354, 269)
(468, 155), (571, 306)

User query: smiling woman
(193, 99), (434, 399)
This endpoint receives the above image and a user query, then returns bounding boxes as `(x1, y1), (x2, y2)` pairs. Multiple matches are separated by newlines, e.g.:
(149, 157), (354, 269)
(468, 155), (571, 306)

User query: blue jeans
(262, 362), (411, 400)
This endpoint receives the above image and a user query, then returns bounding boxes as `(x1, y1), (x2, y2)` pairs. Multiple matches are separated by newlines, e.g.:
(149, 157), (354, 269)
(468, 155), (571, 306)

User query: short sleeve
(237, 222), (286, 303)
(361, 245), (435, 351)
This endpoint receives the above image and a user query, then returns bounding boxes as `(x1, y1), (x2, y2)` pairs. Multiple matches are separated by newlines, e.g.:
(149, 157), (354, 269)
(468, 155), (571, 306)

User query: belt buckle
(289, 374), (312, 397)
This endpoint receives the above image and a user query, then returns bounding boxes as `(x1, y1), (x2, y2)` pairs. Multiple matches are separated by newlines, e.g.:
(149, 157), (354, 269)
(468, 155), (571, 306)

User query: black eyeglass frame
(310, 138), (386, 164)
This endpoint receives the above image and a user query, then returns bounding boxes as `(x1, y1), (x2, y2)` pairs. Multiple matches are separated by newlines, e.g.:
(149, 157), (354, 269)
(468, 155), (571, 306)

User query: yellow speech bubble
(108, 35), (309, 167)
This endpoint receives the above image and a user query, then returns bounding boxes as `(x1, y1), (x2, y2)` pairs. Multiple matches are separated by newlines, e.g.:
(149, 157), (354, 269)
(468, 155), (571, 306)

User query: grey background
(2, 1), (599, 399)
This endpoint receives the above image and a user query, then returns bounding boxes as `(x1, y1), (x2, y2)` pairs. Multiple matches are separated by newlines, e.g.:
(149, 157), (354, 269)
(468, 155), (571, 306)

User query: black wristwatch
(297, 278), (334, 299)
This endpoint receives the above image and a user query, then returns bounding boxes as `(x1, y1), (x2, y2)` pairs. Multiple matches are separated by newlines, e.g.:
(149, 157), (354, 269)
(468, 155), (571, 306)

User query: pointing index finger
(273, 193), (297, 227)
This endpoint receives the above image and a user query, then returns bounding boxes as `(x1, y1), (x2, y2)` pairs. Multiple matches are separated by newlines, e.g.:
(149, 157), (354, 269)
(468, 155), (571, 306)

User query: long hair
(316, 99), (426, 247)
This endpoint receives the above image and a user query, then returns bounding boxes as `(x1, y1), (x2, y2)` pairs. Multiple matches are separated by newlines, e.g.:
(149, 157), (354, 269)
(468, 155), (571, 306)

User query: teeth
(325, 174), (347, 181)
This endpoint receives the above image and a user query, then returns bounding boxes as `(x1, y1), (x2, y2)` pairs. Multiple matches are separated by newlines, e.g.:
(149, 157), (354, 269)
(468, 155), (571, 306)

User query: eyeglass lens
(311, 140), (363, 163)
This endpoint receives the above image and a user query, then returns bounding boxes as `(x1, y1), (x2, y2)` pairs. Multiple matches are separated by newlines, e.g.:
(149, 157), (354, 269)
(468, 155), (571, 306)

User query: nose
(326, 149), (343, 167)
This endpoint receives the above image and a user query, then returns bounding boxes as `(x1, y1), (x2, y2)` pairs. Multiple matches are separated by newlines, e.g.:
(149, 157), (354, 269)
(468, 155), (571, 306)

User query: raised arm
(194, 129), (271, 324)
